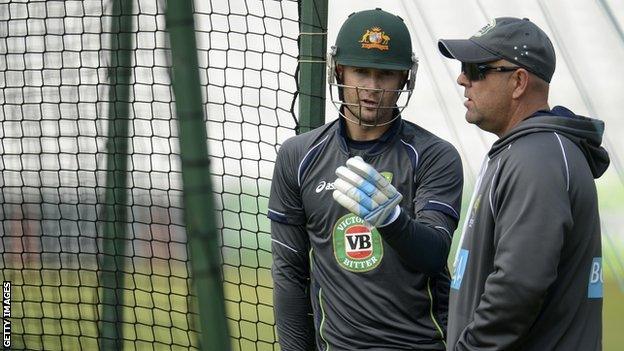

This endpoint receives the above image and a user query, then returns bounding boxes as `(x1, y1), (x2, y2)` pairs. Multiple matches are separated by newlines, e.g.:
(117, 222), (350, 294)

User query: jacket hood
(490, 106), (610, 178)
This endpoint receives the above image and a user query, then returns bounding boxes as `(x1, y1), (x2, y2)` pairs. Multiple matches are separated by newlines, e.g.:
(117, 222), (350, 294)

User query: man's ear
(511, 68), (530, 99)
(336, 64), (344, 81)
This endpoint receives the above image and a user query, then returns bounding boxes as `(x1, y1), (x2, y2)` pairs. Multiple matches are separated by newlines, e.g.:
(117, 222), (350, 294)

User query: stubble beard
(345, 104), (393, 126)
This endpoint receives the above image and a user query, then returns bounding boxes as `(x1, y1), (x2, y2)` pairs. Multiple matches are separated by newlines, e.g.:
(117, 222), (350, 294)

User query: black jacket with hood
(447, 106), (609, 351)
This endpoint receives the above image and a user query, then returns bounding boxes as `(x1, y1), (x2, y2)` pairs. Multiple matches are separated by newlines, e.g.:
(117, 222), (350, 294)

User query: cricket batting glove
(333, 156), (402, 228)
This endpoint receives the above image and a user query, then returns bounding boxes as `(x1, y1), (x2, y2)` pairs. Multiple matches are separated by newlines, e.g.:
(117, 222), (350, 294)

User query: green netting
(0, 0), (301, 350)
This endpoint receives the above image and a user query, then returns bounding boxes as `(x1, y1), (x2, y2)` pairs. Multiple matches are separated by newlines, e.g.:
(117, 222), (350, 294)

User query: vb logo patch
(333, 214), (383, 272)
(359, 27), (390, 51)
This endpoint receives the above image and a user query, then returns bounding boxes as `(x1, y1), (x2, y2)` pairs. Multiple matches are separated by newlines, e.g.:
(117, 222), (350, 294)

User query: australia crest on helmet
(359, 27), (390, 51)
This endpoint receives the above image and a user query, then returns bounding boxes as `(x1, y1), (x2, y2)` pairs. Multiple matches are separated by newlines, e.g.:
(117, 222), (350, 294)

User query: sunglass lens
(461, 62), (482, 81)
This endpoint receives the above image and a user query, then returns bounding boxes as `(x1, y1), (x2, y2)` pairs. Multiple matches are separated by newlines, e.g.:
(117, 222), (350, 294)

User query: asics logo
(315, 180), (335, 193)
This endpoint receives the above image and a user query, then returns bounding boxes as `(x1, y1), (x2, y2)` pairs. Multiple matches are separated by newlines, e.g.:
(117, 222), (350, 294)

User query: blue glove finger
(332, 188), (371, 218)
(333, 178), (378, 212)
(335, 166), (388, 204)
(346, 156), (396, 199)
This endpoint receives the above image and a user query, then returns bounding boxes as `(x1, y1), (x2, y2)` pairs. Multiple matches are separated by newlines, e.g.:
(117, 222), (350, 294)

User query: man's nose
(362, 74), (383, 91)
(457, 71), (470, 87)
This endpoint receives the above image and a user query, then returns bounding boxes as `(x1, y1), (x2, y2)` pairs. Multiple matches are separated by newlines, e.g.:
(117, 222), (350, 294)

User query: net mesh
(0, 0), (300, 350)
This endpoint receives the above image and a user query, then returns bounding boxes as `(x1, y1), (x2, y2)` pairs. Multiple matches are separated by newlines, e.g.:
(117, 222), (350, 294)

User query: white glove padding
(332, 156), (402, 228)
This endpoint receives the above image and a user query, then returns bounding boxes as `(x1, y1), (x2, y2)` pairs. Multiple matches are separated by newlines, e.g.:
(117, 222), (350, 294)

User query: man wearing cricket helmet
(268, 8), (463, 350)
(326, 8), (417, 130)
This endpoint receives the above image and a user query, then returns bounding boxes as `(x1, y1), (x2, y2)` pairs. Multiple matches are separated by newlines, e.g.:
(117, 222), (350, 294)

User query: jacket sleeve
(268, 141), (315, 350)
(454, 137), (572, 350)
(377, 141), (464, 275)
(271, 221), (315, 351)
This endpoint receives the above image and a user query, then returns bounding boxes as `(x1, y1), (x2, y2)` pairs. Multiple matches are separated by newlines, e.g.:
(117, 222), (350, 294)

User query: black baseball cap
(438, 17), (556, 83)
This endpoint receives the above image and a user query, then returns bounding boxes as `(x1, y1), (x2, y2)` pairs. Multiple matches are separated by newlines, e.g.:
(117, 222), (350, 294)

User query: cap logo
(359, 27), (390, 51)
(473, 18), (497, 37)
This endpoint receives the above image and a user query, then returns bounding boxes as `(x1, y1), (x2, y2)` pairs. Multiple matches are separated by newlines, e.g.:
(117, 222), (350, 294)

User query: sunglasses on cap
(461, 62), (521, 81)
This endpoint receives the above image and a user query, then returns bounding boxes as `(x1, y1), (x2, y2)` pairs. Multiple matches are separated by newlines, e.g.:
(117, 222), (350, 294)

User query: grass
(1, 260), (199, 351)
(604, 279), (624, 350)
(1, 181), (622, 350)
(1, 250), (622, 350)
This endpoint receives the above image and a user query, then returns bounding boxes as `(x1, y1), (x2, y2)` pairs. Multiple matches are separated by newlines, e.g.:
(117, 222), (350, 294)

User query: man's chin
(355, 117), (390, 126)
(343, 108), (394, 126)
(465, 112), (478, 125)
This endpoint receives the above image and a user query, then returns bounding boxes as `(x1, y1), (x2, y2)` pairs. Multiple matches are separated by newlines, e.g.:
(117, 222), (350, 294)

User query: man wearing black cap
(269, 8), (464, 351)
(438, 17), (609, 350)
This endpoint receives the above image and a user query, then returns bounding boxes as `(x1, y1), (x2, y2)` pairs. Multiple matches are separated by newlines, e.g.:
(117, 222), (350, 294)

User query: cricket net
(0, 0), (302, 349)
